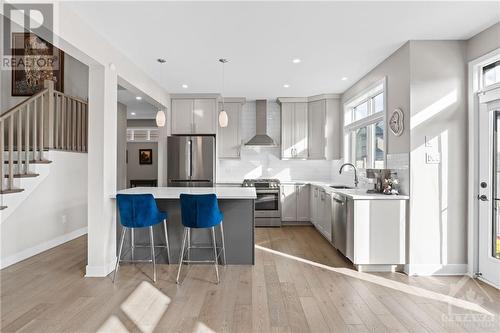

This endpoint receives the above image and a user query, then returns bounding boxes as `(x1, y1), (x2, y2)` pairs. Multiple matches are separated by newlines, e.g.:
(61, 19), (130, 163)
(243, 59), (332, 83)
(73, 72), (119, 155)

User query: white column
(86, 63), (118, 277)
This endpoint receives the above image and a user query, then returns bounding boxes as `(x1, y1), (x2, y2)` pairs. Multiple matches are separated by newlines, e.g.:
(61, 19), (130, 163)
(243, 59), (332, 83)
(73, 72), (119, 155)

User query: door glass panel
(494, 111), (500, 259)
(374, 121), (385, 168)
(353, 127), (367, 169)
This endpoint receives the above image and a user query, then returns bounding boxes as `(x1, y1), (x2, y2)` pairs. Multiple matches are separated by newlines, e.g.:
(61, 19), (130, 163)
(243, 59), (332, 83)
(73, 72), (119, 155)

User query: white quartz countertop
(114, 186), (257, 199)
(282, 181), (409, 200)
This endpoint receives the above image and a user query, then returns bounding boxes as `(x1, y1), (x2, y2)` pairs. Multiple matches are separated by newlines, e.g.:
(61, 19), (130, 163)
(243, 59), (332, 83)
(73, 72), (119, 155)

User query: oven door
(255, 189), (281, 218)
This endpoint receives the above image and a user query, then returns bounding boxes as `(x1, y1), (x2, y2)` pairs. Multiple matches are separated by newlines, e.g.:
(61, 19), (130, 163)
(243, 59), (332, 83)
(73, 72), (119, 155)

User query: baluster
(8, 116), (14, 190)
(39, 94), (44, 160)
(33, 98), (37, 163)
(55, 94), (59, 149)
(77, 101), (81, 151)
(83, 104), (87, 152)
(67, 97), (71, 150)
(17, 109), (22, 174)
(25, 103), (30, 174)
(0, 120), (4, 193)
(61, 96), (66, 150)
(72, 100), (76, 151)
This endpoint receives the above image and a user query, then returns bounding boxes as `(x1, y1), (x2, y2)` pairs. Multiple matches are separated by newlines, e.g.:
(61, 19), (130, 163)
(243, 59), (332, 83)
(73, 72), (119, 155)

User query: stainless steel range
(242, 179), (281, 227)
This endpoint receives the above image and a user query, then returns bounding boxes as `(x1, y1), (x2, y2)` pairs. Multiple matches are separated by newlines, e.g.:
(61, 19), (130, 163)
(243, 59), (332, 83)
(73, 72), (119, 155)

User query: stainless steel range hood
(245, 100), (277, 146)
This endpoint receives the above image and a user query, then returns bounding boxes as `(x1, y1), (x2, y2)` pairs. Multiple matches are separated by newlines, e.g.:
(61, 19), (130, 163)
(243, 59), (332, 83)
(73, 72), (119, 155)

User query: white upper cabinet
(218, 100), (243, 159)
(308, 100), (326, 159)
(171, 96), (217, 134)
(171, 99), (194, 134)
(193, 99), (216, 134)
(279, 101), (308, 159)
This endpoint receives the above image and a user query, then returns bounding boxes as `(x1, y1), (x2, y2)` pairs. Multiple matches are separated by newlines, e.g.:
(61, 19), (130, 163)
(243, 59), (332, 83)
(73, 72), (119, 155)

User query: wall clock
(389, 108), (404, 136)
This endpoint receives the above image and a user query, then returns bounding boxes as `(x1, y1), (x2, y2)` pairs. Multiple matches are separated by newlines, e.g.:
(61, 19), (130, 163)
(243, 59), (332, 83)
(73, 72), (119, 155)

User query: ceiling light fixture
(131, 112), (136, 116)
(341, 77), (348, 81)
(155, 58), (167, 127)
(182, 84), (188, 89)
(218, 58), (229, 128)
(292, 58), (301, 64)
(283, 84), (290, 88)
(135, 96), (142, 100)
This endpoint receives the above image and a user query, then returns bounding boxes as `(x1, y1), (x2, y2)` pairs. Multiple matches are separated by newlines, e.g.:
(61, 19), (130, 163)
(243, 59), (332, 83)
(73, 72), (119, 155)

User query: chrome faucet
(339, 163), (359, 188)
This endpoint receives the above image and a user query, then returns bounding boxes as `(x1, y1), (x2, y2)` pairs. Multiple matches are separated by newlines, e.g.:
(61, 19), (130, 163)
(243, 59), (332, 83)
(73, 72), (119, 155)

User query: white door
(296, 184), (310, 221)
(171, 99), (193, 134)
(293, 102), (308, 159)
(218, 102), (240, 158)
(281, 103), (294, 159)
(478, 88), (500, 288)
(281, 184), (297, 222)
(193, 99), (216, 134)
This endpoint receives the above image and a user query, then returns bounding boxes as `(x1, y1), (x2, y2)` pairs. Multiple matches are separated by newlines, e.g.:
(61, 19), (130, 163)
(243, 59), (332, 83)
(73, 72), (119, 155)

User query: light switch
(426, 152), (441, 164)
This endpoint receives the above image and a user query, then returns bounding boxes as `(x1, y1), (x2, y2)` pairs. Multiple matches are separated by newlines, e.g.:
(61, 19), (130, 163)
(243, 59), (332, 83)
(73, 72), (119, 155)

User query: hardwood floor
(1, 226), (499, 332)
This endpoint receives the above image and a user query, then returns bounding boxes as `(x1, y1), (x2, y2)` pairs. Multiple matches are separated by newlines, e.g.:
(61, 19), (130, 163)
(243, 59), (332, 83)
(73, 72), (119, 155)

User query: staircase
(1, 80), (88, 214)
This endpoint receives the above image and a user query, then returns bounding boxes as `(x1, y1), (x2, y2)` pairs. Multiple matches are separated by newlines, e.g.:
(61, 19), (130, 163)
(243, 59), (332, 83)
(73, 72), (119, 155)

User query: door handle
(478, 194), (488, 201)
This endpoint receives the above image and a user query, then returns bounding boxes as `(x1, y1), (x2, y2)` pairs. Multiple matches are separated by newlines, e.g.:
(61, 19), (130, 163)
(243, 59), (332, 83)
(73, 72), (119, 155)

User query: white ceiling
(69, 1), (499, 100)
(117, 86), (157, 119)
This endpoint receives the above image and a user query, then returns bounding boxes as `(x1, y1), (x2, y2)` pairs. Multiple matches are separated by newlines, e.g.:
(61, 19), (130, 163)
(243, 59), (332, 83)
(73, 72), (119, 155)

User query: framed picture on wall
(11, 32), (65, 96)
(139, 149), (153, 165)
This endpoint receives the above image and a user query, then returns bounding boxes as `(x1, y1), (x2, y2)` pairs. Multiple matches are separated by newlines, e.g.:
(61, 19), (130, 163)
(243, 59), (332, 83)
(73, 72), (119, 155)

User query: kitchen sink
(330, 185), (354, 189)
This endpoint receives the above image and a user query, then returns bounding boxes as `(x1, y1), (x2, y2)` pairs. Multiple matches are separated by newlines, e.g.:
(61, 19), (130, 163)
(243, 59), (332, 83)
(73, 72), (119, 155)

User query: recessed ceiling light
(135, 96), (142, 100)
(182, 84), (188, 89)
(292, 58), (301, 64)
(341, 77), (348, 81)
(283, 84), (290, 88)
(131, 112), (136, 116)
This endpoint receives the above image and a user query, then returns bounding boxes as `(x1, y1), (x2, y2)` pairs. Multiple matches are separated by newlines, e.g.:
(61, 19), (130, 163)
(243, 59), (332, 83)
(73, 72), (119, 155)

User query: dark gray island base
(114, 187), (256, 265)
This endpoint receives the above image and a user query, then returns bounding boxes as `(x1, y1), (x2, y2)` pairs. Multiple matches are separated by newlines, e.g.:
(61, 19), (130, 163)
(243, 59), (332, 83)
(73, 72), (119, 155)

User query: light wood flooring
(1, 226), (499, 332)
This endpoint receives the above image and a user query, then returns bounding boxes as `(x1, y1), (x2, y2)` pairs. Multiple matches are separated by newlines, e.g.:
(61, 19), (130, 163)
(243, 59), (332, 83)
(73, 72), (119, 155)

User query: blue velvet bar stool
(113, 194), (171, 283)
(176, 193), (226, 285)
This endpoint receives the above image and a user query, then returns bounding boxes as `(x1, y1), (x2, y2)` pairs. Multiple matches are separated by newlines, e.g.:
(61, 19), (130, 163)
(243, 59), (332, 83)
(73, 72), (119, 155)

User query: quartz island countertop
(114, 186), (256, 199)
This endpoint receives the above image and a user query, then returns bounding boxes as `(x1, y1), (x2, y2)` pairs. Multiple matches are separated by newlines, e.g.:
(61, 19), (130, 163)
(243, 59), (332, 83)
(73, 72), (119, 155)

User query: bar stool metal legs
(176, 222), (226, 285)
(113, 227), (127, 283)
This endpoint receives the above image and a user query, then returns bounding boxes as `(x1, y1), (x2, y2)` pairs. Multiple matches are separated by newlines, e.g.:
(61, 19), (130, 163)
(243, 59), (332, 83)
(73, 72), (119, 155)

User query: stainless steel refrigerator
(167, 136), (215, 187)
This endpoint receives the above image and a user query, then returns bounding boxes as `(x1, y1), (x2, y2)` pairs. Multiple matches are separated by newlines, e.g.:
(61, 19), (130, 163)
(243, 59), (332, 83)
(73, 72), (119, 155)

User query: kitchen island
(113, 186), (256, 264)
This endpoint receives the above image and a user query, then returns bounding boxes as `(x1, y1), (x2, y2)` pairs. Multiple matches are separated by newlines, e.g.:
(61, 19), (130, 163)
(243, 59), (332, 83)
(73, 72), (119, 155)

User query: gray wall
(409, 40), (468, 272)
(341, 42), (411, 155)
(466, 22), (500, 62)
(126, 142), (158, 187)
(116, 102), (128, 190)
(127, 119), (157, 127)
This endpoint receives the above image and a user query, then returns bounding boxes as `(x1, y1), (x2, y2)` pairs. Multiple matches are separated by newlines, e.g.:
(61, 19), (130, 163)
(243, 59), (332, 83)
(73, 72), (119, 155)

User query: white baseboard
(405, 263), (468, 276)
(85, 258), (117, 278)
(0, 227), (88, 269)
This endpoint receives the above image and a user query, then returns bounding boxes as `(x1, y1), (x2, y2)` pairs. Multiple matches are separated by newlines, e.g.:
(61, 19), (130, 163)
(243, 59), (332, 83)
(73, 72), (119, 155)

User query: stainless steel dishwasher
(331, 193), (347, 255)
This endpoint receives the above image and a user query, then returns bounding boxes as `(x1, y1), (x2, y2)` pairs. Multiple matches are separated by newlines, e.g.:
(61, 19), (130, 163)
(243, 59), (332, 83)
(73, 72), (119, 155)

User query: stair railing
(0, 80), (88, 194)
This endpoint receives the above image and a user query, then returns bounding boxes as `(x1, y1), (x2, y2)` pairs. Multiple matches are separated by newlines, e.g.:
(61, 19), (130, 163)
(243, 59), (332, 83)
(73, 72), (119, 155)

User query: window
(344, 81), (386, 169)
(483, 60), (500, 88)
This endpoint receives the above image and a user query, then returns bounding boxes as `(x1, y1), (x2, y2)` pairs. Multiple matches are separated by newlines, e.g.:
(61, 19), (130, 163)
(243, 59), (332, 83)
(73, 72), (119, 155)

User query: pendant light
(155, 58), (167, 127)
(219, 58), (229, 128)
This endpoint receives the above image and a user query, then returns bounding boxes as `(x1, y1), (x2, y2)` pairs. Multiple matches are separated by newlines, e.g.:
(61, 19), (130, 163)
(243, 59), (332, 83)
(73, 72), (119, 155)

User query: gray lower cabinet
(309, 185), (332, 242)
(281, 184), (310, 222)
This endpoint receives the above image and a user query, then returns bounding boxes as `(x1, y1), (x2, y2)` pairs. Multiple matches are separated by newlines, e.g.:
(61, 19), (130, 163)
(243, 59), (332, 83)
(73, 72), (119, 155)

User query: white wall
(218, 100), (334, 182)
(408, 40), (468, 275)
(0, 151), (87, 268)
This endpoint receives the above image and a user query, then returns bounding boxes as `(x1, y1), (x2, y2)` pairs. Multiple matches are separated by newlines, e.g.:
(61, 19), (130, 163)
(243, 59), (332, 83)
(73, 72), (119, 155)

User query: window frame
(480, 56), (500, 92)
(343, 78), (387, 169)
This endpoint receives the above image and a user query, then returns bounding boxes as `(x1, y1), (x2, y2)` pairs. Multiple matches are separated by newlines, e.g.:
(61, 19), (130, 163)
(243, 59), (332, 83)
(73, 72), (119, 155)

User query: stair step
(3, 160), (52, 164)
(0, 188), (24, 194)
(0, 206), (7, 210)
(4, 173), (39, 178)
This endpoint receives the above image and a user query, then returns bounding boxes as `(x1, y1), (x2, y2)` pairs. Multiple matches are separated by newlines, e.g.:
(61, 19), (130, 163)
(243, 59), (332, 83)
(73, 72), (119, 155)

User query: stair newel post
(8, 116), (14, 190)
(44, 80), (54, 150)
(25, 103), (30, 174)
(0, 120), (4, 193)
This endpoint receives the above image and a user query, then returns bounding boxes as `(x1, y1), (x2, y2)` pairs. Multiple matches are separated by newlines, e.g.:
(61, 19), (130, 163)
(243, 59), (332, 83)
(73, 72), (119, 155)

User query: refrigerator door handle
(188, 138), (193, 178)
